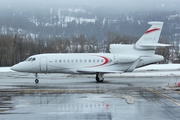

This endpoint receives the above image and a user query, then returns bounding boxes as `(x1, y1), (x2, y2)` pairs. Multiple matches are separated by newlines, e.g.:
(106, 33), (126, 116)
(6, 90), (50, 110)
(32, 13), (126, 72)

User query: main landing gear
(96, 73), (104, 82)
(35, 73), (39, 83)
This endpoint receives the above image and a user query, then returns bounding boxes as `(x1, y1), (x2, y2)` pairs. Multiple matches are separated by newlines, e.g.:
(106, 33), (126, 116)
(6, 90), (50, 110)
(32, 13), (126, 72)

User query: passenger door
(40, 57), (47, 72)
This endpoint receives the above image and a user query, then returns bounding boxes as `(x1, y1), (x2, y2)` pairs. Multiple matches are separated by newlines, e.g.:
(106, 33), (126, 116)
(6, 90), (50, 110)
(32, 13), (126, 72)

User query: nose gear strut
(35, 73), (39, 83)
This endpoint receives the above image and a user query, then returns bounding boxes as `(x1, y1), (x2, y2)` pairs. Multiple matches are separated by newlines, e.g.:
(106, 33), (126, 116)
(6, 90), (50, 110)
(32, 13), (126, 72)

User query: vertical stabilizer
(110, 21), (169, 56)
(135, 21), (164, 51)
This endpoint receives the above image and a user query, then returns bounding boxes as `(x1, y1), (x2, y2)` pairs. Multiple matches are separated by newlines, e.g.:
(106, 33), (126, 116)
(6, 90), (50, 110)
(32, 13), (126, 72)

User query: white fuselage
(11, 53), (163, 74)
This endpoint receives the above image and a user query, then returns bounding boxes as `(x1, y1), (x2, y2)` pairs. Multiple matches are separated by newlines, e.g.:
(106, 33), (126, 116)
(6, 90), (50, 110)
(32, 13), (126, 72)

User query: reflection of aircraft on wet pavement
(11, 21), (170, 83)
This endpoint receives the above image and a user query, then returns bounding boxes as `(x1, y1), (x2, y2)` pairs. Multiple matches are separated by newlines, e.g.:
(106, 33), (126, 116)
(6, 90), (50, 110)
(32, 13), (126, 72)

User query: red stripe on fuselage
(100, 56), (109, 66)
(87, 56), (109, 68)
(145, 28), (160, 34)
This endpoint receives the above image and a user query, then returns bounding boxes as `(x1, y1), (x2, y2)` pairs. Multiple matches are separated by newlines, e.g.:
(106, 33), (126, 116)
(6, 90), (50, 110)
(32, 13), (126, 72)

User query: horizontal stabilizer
(140, 43), (172, 47)
(77, 69), (124, 74)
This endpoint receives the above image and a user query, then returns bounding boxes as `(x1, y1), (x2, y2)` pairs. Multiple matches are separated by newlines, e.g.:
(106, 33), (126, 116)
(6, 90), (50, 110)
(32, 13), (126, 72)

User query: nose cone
(11, 64), (21, 72)
(11, 62), (26, 72)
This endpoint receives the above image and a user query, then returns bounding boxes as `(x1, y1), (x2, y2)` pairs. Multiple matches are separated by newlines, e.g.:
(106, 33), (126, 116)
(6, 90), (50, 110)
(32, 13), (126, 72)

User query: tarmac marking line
(145, 87), (180, 106)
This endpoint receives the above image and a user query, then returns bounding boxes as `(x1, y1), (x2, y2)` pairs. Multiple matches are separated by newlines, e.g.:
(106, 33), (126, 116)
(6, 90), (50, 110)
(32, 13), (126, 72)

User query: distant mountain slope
(0, 6), (180, 42)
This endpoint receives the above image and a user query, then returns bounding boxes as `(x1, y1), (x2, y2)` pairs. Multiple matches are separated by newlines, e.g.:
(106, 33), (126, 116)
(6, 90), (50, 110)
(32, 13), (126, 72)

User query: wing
(77, 68), (124, 74)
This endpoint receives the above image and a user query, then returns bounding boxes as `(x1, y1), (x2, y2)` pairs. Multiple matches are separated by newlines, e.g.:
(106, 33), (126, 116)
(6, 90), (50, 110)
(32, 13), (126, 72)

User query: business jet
(11, 21), (170, 83)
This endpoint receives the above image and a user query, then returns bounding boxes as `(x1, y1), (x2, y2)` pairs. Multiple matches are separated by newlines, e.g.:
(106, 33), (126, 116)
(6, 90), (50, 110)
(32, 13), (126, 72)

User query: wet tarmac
(0, 72), (180, 120)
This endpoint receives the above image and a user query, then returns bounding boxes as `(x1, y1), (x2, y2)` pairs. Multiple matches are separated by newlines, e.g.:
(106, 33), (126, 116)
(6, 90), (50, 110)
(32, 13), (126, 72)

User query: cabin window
(80, 59), (82, 62)
(76, 59), (78, 62)
(55, 60), (57, 63)
(97, 59), (99, 62)
(67, 59), (70, 63)
(89, 59), (91, 62)
(101, 59), (103, 62)
(93, 59), (95, 62)
(63, 60), (66, 63)
(59, 60), (61, 63)
(71, 59), (74, 63)
(84, 59), (87, 62)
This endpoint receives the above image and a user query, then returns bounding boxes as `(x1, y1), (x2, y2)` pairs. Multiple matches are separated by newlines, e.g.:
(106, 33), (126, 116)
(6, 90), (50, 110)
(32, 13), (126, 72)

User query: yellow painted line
(145, 87), (180, 106)
(0, 110), (6, 112)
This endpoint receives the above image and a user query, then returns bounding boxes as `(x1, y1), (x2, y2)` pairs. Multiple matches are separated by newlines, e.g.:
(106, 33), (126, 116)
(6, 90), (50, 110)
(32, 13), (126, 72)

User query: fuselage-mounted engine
(113, 54), (139, 63)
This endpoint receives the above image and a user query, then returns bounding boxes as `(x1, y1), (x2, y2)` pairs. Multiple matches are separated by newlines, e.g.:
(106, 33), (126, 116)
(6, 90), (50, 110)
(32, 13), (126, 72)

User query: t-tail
(110, 21), (171, 56)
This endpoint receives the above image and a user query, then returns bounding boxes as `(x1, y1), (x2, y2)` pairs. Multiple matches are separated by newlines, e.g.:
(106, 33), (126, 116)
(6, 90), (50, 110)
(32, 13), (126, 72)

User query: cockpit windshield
(25, 57), (30, 61)
(28, 58), (32, 61)
(32, 58), (36, 61)
(25, 57), (36, 61)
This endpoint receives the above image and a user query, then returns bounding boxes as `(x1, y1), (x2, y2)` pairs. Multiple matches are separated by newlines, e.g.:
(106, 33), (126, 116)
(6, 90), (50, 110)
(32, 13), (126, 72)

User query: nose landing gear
(35, 73), (39, 83)
(35, 79), (39, 83)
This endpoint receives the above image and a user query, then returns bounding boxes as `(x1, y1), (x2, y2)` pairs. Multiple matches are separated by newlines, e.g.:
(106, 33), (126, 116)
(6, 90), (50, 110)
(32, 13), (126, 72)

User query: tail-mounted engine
(113, 54), (139, 63)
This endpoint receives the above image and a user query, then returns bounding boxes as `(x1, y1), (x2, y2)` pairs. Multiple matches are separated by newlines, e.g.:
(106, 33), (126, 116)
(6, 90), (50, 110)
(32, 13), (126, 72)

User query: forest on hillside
(0, 33), (172, 66)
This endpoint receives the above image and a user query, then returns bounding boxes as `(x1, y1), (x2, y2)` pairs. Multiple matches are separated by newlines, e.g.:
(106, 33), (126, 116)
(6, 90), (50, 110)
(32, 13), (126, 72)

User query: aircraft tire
(35, 79), (39, 83)
(96, 73), (104, 82)
(96, 77), (104, 82)
(98, 78), (104, 82)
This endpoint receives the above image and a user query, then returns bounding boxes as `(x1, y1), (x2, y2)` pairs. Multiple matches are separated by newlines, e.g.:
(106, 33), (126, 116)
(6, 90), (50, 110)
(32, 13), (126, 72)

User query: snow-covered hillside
(0, 7), (180, 41)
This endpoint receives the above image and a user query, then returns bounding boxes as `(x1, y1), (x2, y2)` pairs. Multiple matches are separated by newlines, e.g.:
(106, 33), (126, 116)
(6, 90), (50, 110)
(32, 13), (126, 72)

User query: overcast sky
(0, 0), (180, 11)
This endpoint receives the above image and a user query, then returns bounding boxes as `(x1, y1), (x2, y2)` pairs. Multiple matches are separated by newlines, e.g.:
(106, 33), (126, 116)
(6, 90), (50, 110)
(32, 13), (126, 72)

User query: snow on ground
(109, 64), (180, 77)
(135, 64), (180, 71)
(0, 67), (13, 72)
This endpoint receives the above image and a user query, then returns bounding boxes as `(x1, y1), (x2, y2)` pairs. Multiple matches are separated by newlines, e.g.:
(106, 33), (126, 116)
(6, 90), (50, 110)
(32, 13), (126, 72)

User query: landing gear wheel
(34, 73), (39, 83)
(96, 78), (104, 82)
(35, 79), (39, 83)
(95, 73), (104, 82)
